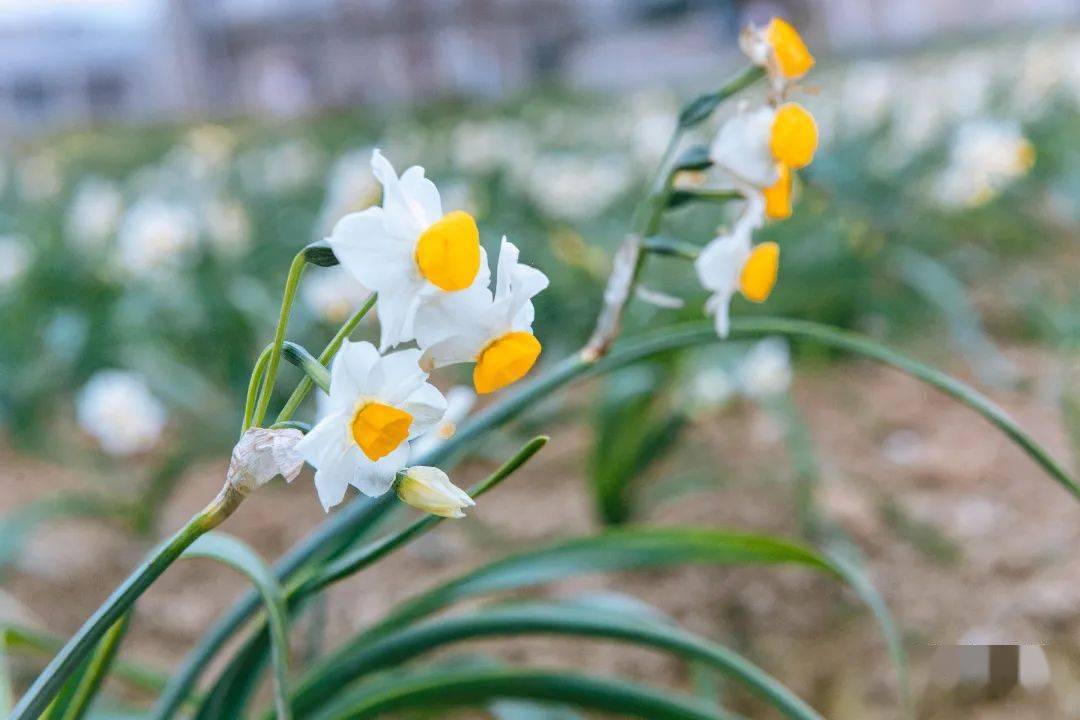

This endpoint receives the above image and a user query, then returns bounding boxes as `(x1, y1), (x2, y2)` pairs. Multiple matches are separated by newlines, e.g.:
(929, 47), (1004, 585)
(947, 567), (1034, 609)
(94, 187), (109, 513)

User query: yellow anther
(763, 163), (793, 220)
(350, 401), (413, 461)
(739, 242), (780, 303)
(473, 331), (541, 394)
(770, 103), (818, 170)
(765, 17), (815, 79)
(415, 210), (481, 291)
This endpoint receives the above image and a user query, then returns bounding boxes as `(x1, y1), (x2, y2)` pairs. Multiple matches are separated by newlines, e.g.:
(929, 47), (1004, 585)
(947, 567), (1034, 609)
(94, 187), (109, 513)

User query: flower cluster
(294, 151), (549, 513)
(696, 17), (818, 337)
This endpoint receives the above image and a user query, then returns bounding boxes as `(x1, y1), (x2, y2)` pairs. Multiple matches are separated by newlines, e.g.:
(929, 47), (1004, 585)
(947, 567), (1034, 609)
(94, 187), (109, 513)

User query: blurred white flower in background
(238, 138), (322, 197)
(931, 119), (1035, 208)
(525, 153), (631, 221)
(317, 148), (381, 234)
(116, 199), (199, 276)
(0, 235), (32, 291)
(840, 61), (894, 134)
(412, 385), (476, 458)
(737, 338), (792, 399)
(204, 198), (251, 256)
(66, 178), (123, 251)
(451, 119), (534, 176)
(76, 370), (168, 456)
(301, 266), (371, 324)
(681, 365), (735, 417)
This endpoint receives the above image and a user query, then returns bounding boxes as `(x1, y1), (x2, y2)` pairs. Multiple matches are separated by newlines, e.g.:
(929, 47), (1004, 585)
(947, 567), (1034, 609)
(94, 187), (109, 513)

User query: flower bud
(396, 466), (475, 518)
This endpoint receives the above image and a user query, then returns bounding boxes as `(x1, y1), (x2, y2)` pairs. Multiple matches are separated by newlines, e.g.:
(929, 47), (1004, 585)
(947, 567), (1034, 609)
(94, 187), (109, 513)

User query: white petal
(420, 332), (487, 371)
(313, 443), (356, 511)
(401, 383), (448, 438)
(294, 410), (349, 468)
(371, 149), (439, 239)
(328, 206), (413, 291)
(368, 348), (428, 405)
(709, 108), (778, 188)
(494, 236), (520, 302)
(376, 286), (422, 352)
(413, 284), (493, 350)
(351, 442), (410, 497)
(328, 341), (380, 407)
(694, 233), (749, 296)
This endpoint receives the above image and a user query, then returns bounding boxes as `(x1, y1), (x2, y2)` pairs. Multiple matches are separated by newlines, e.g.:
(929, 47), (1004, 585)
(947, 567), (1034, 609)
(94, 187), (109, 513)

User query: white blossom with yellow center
(694, 197), (780, 338)
(709, 102), (818, 221)
(76, 370), (168, 457)
(740, 16), (815, 91)
(416, 237), (548, 395)
(327, 150), (489, 352)
(294, 341), (447, 511)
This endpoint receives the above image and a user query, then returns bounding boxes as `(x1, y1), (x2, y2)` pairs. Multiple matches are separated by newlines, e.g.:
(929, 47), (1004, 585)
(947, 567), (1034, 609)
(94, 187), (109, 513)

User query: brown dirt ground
(2, 344), (1079, 719)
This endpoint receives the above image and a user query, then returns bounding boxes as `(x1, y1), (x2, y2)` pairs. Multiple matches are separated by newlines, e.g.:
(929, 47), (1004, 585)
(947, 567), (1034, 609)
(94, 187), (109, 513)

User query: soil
(1, 344), (1078, 719)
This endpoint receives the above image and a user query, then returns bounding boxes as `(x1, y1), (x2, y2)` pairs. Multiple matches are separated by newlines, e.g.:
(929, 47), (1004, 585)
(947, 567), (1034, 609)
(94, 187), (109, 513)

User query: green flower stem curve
(252, 251), (308, 428)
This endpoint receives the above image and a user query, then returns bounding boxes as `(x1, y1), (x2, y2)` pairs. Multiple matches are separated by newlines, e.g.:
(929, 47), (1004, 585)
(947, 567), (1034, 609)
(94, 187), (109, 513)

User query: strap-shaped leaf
(159, 439), (548, 720)
(288, 602), (823, 720)
(181, 533), (292, 720)
(311, 668), (742, 720)
(47, 615), (131, 720)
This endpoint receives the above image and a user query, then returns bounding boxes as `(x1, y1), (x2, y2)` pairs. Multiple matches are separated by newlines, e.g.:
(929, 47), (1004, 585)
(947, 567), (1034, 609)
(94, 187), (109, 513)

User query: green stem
(252, 251), (308, 428)
(276, 293), (376, 424)
(10, 484), (245, 720)
(243, 344), (274, 433)
(56, 614), (130, 720)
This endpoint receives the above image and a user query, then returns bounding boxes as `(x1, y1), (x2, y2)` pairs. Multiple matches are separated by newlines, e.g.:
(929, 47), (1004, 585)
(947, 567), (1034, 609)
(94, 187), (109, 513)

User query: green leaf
(159, 439), (549, 720)
(309, 668), (742, 720)
(292, 527), (838, 716)
(288, 601), (824, 720)
(1, 624), (170, 697)
(181, 533), (292, 720)
(54, 615), (131, 720)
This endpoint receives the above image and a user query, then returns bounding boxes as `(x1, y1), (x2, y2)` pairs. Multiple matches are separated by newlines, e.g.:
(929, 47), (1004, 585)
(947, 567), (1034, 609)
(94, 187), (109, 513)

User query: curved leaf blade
(182, 533), (292, 720)
(311, 668), (742, 720)
(288, 601), (824, 720)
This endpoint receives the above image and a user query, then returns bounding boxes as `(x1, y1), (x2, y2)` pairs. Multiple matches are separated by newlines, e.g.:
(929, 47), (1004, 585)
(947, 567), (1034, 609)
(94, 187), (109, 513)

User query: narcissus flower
(710, 104), (818, 191)
(76, 370), (168, 456)
(416, 237), (548, 394)
(694, 199), (779, 337)
(295, 341), (447, 511)
(328, 150), (489, 351)
(741, 17), (815, 87)
(397, 466), (474, 518)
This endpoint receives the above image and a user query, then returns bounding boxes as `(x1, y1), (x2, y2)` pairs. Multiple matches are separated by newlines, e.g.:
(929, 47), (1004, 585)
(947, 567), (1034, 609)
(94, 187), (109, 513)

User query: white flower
(412, 385), (476, 458)
(328, 150), (489, 352)
(416, 237), (548, 394)
(694, 197), (778, 338)
(116, 199), (199, 276)
(76, 370), (168, 456)
(294, 341), (447, 511)
(739, 17), (815, 90)
(524, 153), (632, 221)
(931, 119), (1035, 208)
(66, 178), (123, 250)
(738, 338), (792, 398)
(0, 235), (32, 291)
(396, 466), (474, 518)
(301, 266), (372, 324)
(710, 103), (818, 190)
(204, 199), (251, 256)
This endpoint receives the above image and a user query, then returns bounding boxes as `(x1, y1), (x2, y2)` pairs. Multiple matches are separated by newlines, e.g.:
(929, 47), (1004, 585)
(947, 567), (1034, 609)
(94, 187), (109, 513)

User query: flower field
(0, 22), (1078, 720)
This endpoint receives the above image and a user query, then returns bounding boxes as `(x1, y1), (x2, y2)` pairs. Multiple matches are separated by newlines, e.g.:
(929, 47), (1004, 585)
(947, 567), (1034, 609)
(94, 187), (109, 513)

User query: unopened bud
(396, 466), (474, 519)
